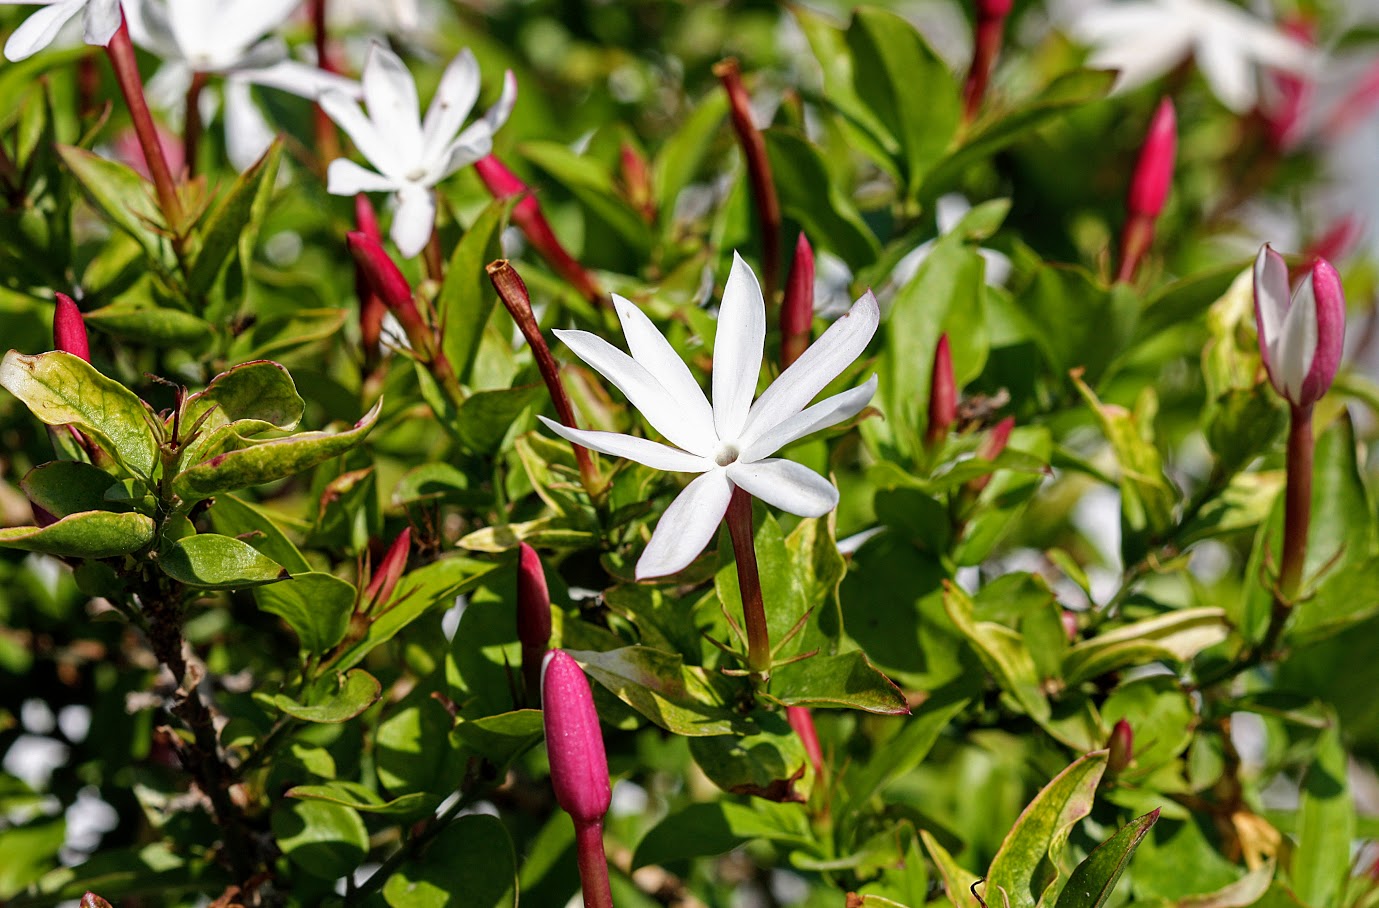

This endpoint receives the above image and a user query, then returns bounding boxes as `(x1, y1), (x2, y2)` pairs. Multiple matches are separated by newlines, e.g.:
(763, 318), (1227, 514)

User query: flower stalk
(1278, 405), (1312, 600)
(787, 705), (823, 780)
(104, 22), (184, 232)
(486, 259), (601, 498)
(715, 58), (781, 302)
(1117, 98), (1176, 284)
(725, 487), (771, 677)
(354, 195), (386, 371)
(963, 0), (1012, 121)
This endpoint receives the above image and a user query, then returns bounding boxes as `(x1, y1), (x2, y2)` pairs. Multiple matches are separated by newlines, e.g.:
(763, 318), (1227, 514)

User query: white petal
(739, 375), (877, 463)
(1195, 34), (1255, 113)
(635, 469), (733, 579)
(82, 0), (121, 46)
(4, 1), (82, 62)
(216, 0), (298, 60)
(223, 78), (276, 172)
(1253, 244), (1289, 364)
(483, 69), (518, 132)
(711, 252), (766, 440)
(726, 458), (838, 518)
(555, 328), (717, 457)
(739, 290), (879, 449)
(1087, 31), (1191, 93)
(320, 91), (402, 178)
(326, 158), (399, 195)
(362, 43), (423, 162)
(1277, 272), (1318, 402)
(421, 48), (480, 163)
(433, 120), (492, 181)
(245, 60), (361, 99)
(390, 184), (435, 258)
(536, 415), (711, 473)
(611, 294), (715, 444)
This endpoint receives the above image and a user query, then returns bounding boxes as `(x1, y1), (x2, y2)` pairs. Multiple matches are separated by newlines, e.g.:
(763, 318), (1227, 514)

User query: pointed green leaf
(770, 651), (909, 715)
(285, 782), (431, 817)
(188, 141), (283, 295)
(1292, 719), (1353, 908)
(274, 668), (381, 723)
(450, 709), (545, 769)
(20, 461), (125, 518)
(633, 801), (814, 870)
(207, 493), (310, 574)
(764, 129), (880, 268)
(843, 697), (969, 817)
(921, 830), (984, 908)
(1062, 608), (1229, 686)
(82, 301), (215, 347)
(453, 383), (544, 454)
(253, 571), (355, 655)
(181, 360), (304, 435)
(1055, 810), (1160, 908)
(55, 145), (166, 253)
(270, 799), (367, 881)
(567, 646), (751, 736)
(0, 350), (160, 478)
(944, 583), (1050, 720)
(689, 716), (810, 801)
(381, 814), (517, 908)
(158, 533), (289, 589)
(438, 197), (511, 382)
(0, 510), (154, 558)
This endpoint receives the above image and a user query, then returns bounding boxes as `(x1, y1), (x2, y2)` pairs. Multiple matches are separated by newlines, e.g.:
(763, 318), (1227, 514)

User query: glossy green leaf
(566, 646), (751, 736)
(274, 668), (381, 723)
(55, 145), (166, 253)
(842, 697), (968, 818)
(689, 717), (810, 801)
(632, 800), (813, 869)
(453, 383), (544, 454)
(769, 651), (908, 715)
(0, 510), (154, 558)
(81, 301), (215, 347)
(985, 750), (1109, 908)
(254, 571), (355, 654)
(520, 140), (651, 256)
(944, 584), (1049, 721)
(653, 91), (728, 214)
(1292, 719), (1352, 908)
(381, 814), (517, 908)
(180, 360), (304, 435)
(270, 799), (367, 880)
(285, 782), (431, 817)
(450, 710), (545, 768)
(207, 493), (311, 574)
(158, 533), (288, 589)
(921, 830), (984, 908)
(1055, 810), (1160, 908)
(764, 129), (880, 269)
(1062, 608), (1229, 686)
(0, 350), (160, 478)
(20, 460), (124, 518)
(188, 141), (283, 295)
(438, 197), (510, 383)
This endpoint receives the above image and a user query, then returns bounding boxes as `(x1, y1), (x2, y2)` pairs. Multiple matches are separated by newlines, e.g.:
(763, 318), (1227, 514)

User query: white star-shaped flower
(1069, 0), (1314, 113)
(2, 0), (119, 62)
(321, 43), (516, 257)
(541, 253), (880, 579)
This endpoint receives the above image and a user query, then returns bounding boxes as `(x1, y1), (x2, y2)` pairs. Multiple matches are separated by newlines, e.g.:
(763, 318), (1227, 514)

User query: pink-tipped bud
(346, 230), (430, 353)
(80, 893), (113, 908)
(963, 0), (1012, 119)
(1253, 244), (1346, 408)
(1107, 718), (1133, 774)
(364, 528), (410, 610)
(541, 650), (611, 827)
(926, 335), (956, 446)
(517, 543), (552, 703)
(786, 706), (824, 780)
(1128, 99), (1176, 219)
(969, 416), (1015, 494)
(781, 233), (815, 369)
(619, 141), (655, 221)
(54, 294), (90, 362)
(354, 196), (386, 366)
(475, 154), (603, 304)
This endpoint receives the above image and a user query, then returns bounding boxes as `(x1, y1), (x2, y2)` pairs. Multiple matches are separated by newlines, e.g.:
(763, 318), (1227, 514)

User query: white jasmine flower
(1069, 0), (1313, 112)
(2, 0), (119, 61)
(321, 43), (516, 257)
(125, 0), (360, 170)
(542, 254), (880, 579)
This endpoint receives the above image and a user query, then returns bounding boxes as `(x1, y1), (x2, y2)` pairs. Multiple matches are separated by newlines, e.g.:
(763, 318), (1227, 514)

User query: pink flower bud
(346, 231), (430, 353)
(364, 528), (410, 611)
(977, 0), (1012, 18)
(786, 706), (823, 780)
(517, 543), (552, 702)
(354, 195), (386, 366)
(541, 650), (611, 827)
(619, 141), (655, 221)
(1253, 244), (1346, 409)
(1107, 718), (1133, 774)
(1304, 217), (1359, 267)
(969, 416), (1014, 494)
(1061, 610), (1079, 641)
(926, 335), (956, 446)
(80, 893), (113, 908)
(54, 294), (90, 362)
(1128, 99), (1176, 219)
(780, 232), (815, 369)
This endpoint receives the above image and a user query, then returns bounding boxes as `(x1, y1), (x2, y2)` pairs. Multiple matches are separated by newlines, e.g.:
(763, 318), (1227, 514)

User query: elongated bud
(1253, 244), (1346, 408)
(475, 154), (603, 304)
(963, 0), (1013, 119)
(786, 706), (824, 780)
(364, 528), (410, 612)
(542, 650), (611, 825)
(54, 294), (90, 362)
(781, 233), (815, 369)
(1061, 610), (1079, 641)
(716, 57), (782, 301)
(80, 893), (113, 908)
(926, 335), (956, 446)
(1107, 719), (1133, 774)
(968, 416), (1014, 494)
(619, 141), (655, 221)
(346, 231), (430, 352)
(517, 543), (552, 703)
(354, 196), (386, 367)
(1128, 99), (1176, 219)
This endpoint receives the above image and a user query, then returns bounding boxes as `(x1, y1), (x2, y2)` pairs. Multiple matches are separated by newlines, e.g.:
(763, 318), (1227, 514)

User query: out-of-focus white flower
(883, 194), (1012, 299)
(1, 0), (118, 62)
(541, 253), (879, 579)
(321, 44), (515, 257)
(125, 0), (360, 169)
(1069, 0), (1313, 113)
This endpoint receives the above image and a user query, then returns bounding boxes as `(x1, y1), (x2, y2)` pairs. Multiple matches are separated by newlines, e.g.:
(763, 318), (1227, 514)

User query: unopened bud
(619, 141), (655, 221)
(1061, 610), (1079, 641)
(1128, 99), (1176, 220)
(364, 528), (410, 611)
(346, 231), (430, 354)
(80, 893), (113, 908)
(54, 294), (90, 362)
(926, 335), (956, 446)
(786, 706), (824, 780)
(1304, 217), (1359, 267)
(354, 196), (386, 367)
(1262, 16), (1314, 151)
(969, 416), (1015, 494)
(1253, 244), (1346, 409)
(517, 543), (552, 702)
(1107, 718), (1133, 774)
(541, 650), (611, 827)
(781, 233), (815, 369)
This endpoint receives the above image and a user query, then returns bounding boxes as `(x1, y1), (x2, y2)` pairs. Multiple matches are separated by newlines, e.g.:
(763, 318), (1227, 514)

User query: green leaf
(653, 91), (728, 215)
(632, 801), (813, 869)
(188, 140), (283, 295)
(254, 571), (355, 654)
(769, 651), (908, 715)
(55, 145), (166, 253)
(764, 129), (880, 269)
(450, 709), (545, 768)
(453, 383), (545, 454)
(0, 510), (155, 558)
(944, 583), (1049, 721)
(181, 360), (304, 435)
(286, 782), (431, 817)
(1100, 677), (1194, 775)
(274, 668), (381, 723)
(270, 799), (367, 880)
(1021, 266), (1137, 385)
(157, 533), (289, 589)
(842, 697), (968, 818)
(438, 197), (510, 383)
(82, 300), (215, 347)
(1292, 719), (1353, 908)
(0, 350), (160, 478)
(985, 750), (1109, 908)
(1055, 810), (1160, 908)
(921, 830), (984, 908)
(20, 461), (124, 518)
(173, 399), (381, 498)
(689, 716), (810, 801)
(1062, 608), (1229, 686)
(566, 646), (752, 736)
(207, 493), (311, 574)
(0, 817), (65, 899)
(381, 814), (517, 908)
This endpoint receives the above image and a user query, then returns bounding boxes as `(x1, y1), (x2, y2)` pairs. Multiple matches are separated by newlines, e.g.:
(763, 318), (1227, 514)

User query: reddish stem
(715, 58), (781, 302)
(104, 22), (183, 230)
(1116, 214), (1154, 284)
(1278, 403), (1313, 599)
(962, 12), (1006, 121)
(725, 487), (771, 675)
(183, 71), (207, 178)
(309, 0), (342, 169)
(573, 821), (614, 908)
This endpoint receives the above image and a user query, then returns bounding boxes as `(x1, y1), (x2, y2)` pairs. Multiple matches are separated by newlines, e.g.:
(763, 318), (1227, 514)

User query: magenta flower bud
(1253, 244), (1346, 409)
(364, 528), (410, 611)
(354, 195), (386, 367)
(1128, 99), (1176, 220)
(1107, 718), (1133, 774)
(780, 232), (815, 369)
(786, 706), (824, 780)
(517, 543), (552, 703)
(80, 893), (113, 908)
(346, 231), (430, 353)
(1262, 16), (1314, 151)
(542, 650), (611, 825)
(969, 416), (1015, 494)
(926, 334), (956, 446)
(54, 294), (90, 362)
(619, 141), (655, 221)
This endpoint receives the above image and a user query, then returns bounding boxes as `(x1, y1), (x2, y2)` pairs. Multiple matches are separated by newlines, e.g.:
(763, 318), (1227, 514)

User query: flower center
(713, 443), (740, 467)
(405, 167), (428, 182)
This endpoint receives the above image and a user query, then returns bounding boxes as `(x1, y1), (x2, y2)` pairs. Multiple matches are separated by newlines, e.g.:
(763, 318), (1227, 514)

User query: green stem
(725, 487), (771, 676)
